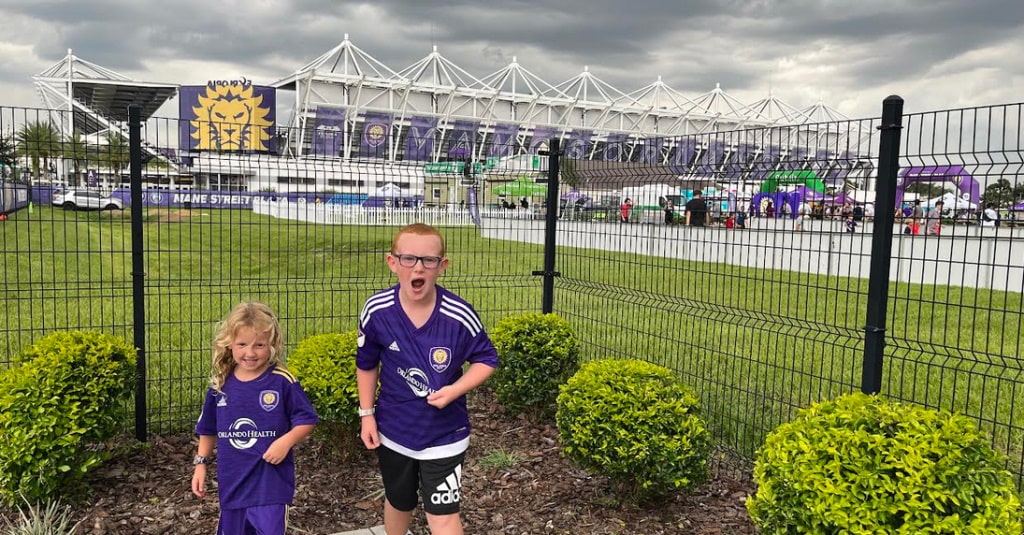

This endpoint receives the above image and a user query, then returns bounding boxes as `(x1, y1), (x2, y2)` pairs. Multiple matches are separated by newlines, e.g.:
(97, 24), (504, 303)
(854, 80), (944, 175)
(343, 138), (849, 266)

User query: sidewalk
(327, 527), (388, 535)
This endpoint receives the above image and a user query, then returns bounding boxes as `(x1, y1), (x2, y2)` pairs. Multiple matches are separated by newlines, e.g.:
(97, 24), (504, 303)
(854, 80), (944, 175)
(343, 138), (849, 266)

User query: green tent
(760, 170), (826, 193)
(493, 177), (547, 197)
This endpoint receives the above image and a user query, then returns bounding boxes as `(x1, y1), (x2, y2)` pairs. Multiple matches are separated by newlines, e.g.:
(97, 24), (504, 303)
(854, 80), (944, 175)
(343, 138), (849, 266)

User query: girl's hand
(191, 467), (207, 498)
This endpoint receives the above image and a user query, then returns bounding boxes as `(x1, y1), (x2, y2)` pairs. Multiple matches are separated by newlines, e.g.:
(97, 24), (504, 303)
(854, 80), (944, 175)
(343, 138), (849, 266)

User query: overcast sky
(1, 0), (1022, 120)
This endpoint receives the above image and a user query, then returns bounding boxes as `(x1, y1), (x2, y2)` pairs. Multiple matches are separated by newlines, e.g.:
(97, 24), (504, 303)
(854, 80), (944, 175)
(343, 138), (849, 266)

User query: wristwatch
(358, 407), (376, 417)
(193, 455), (211, 465)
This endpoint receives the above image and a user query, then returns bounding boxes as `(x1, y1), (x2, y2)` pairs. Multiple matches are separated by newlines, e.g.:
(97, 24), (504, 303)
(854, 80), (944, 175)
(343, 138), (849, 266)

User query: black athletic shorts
(377, 445), (465, 516)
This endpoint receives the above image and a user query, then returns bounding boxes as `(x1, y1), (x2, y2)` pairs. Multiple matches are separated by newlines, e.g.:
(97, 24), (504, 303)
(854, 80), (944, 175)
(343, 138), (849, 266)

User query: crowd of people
(618, 194), (1019, 234)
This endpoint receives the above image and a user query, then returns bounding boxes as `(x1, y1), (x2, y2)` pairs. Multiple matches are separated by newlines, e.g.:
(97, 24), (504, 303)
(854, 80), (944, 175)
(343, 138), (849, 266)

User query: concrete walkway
(327, 527), (388, 535)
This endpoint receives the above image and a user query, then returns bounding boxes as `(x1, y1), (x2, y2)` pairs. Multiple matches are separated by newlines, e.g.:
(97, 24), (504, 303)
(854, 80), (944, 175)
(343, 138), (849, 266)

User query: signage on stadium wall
(179, 78), (277, 153)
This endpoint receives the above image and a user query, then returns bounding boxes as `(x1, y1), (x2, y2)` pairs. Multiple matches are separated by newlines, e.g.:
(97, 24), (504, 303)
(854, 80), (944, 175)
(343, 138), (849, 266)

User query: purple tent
(829, 191), (861, 206)
(560, 189), (587, 201)
(791, 185), (829, 202)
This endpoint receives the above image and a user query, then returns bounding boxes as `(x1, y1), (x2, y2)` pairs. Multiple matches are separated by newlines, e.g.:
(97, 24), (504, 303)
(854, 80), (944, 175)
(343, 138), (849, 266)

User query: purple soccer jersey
(357, 285), (498, 458)
(195, 366), (319, 510)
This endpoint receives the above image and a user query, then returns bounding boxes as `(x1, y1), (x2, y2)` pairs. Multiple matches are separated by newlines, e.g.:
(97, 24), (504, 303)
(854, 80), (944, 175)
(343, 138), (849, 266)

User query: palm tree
(15, 120), (61, 183)
(0, 134), (16, 179)
(63, 130), (89, 186)
(103, 132), (130, 182)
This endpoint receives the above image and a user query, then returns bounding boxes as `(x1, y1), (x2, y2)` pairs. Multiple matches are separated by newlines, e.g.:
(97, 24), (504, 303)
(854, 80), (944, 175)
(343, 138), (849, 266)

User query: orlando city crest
(260, 390), (279, 412)
(365, 122), (388, 147)
(429, 347), (452, 373)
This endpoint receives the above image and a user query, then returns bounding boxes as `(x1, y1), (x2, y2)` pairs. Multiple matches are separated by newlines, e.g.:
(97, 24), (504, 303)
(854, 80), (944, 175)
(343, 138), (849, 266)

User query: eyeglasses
(392, 253), (444, 269)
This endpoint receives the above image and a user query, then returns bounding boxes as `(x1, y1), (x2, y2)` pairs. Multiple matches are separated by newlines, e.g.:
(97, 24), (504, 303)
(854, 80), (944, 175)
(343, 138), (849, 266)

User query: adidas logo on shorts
(430, 464), (462, 505)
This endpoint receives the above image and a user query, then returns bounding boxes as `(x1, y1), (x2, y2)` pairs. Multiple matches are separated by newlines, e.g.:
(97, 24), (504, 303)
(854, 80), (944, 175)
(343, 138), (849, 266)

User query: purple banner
(603, 133), (628, 161)
(530, 126), (557, 153)
(359, 112), (393, 158)
(179, 82), (276, 152)
(786, 147), (809, 171)
(698, 139), (723, 175)
(754, 146), (782, 180)
(639, 137), (663, 164)
(405, 116), (438, 161)
(467, 186), (481, 227)
(311, 106), (346, 157)
(446, 120), (479, 159)
(488, 123), (519, 158)
(669, 138), (699, 174)
(564, 129), (593, 159)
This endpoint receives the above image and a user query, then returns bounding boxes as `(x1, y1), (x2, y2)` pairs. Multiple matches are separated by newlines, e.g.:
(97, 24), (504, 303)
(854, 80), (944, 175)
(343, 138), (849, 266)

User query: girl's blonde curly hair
(210, 302), (284, 393)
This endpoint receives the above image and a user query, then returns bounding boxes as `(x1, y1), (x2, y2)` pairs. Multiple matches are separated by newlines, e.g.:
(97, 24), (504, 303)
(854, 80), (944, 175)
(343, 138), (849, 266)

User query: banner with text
(446, 120), (479, 159)
(529, 126), (557, 153)
(488, 123), (520, 158)
(603, 133), (629, 161)
(311, 106), (347, 157)
(405, 116), (438, 161)
(564, 129), (593, 160)
(638, 136), (663, 164)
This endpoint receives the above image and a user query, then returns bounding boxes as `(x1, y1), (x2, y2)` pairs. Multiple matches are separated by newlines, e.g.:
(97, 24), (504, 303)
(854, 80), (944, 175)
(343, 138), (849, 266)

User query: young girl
(192, 302), (318, 535)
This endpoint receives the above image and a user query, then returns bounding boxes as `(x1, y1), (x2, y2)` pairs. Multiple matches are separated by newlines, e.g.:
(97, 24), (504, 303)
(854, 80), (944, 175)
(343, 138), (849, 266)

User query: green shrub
(747, 392), (1024, 534)
(287, 332), (361, 451)
(556, 358), (711, 502)
(490, 313), (580, 418)
(0, 331), (137, 505)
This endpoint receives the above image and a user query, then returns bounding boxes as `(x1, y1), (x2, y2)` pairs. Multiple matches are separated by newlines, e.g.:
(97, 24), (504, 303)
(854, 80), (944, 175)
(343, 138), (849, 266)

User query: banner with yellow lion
(179, 79), (276, 153)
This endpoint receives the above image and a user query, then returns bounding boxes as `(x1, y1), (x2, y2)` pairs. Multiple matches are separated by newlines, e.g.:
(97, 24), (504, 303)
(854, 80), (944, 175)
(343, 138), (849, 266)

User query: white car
(52, 189), (124, 211)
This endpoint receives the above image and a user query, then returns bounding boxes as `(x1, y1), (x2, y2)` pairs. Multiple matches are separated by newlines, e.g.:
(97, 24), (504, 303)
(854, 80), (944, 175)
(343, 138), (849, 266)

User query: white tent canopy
(374, 183), (407, 197)
(925, 192), (977, 211)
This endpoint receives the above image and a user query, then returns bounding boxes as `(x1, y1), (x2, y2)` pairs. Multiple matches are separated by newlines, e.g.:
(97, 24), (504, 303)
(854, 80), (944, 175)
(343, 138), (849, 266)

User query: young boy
(845, 215), (857, 233)
(356, 223), (499, 535)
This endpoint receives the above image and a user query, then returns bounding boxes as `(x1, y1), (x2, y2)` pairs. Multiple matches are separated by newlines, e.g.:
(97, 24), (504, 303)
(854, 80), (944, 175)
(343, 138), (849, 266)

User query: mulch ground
(1, 390), (759, 534)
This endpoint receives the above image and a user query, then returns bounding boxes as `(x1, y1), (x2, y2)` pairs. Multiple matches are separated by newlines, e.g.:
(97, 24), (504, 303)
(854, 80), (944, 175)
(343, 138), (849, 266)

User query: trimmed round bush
(556, 358), (711, 501)
(747, 392), (1023, 534)
(0, 330), (137, 505)
(490, 312), (580, 418)
(287, 331), (360, 431)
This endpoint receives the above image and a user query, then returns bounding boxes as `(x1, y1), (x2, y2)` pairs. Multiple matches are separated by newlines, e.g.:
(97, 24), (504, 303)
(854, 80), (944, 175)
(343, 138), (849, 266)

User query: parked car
(52, 189), (124, 211)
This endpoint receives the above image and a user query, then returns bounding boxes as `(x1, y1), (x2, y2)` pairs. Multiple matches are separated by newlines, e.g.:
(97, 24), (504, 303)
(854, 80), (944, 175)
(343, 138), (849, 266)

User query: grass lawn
(2, 205), (1021, 480)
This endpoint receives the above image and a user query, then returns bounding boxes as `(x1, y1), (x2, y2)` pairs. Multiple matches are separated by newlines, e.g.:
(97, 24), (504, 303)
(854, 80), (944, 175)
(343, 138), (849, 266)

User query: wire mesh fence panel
(1, 99), (1022, 488)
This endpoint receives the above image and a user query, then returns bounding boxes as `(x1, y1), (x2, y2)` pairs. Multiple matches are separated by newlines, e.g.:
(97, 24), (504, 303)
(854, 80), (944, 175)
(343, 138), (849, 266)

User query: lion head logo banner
(179, 79), (276, 152)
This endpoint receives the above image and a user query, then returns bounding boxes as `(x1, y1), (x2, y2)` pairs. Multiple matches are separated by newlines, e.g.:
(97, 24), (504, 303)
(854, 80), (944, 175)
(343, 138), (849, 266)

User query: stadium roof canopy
(33, 49), (178, 135)
(270, 35), (867, 161)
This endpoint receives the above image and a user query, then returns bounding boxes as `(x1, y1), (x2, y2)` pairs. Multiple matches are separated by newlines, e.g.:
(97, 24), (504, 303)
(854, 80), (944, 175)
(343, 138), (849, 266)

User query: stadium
(29, 35), (876, 206)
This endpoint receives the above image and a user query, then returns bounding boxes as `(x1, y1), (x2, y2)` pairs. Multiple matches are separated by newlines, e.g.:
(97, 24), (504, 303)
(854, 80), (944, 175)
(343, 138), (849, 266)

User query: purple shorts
(218, 504), (287, 535)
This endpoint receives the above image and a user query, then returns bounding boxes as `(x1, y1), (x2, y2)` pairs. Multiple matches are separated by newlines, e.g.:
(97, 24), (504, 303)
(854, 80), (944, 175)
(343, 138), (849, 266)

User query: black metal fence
(0, 98), (1021, 487)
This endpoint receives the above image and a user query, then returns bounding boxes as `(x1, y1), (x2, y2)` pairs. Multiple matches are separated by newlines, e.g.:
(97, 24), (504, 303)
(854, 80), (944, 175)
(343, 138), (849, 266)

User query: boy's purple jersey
(357, 285), (498, 458)
(195, 366), (319, 510)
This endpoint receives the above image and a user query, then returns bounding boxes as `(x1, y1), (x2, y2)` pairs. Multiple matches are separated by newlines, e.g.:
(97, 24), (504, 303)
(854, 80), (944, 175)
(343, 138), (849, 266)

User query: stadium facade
(31, 37), (874, 200)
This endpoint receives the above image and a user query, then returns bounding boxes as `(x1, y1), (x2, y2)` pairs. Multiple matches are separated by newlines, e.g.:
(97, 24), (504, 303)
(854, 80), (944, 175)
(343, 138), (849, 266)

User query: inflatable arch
(759, 170), (826, 194)
(895, 165), (980, 207)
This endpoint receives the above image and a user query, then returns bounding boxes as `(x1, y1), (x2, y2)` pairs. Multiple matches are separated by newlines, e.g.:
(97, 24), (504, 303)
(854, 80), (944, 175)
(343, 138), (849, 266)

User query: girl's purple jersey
(357, 285), (498, 459)
(195, 366), (319, 510)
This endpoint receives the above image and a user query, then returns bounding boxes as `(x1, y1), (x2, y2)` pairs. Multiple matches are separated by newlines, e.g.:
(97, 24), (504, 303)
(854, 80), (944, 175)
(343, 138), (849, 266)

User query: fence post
(535, 138), (561, 314)
(862, 96), (904, 395)
(128, 106), (148, 441)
